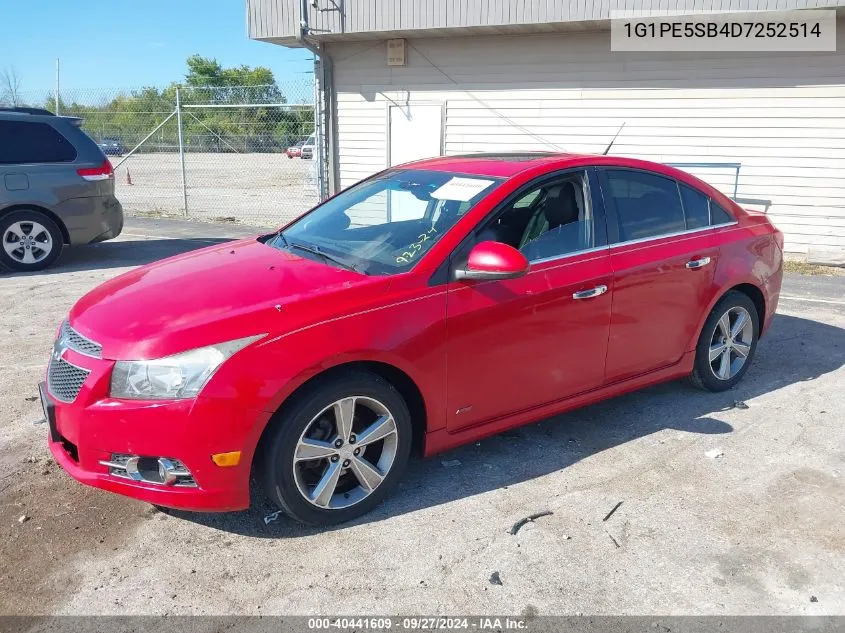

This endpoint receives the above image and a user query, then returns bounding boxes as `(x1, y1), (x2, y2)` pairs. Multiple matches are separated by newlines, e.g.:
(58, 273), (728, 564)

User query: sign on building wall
(387, 39), (407, 66)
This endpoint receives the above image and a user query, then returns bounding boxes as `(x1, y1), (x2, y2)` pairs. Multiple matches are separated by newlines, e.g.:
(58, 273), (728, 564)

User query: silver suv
(0, 107), (123, 271)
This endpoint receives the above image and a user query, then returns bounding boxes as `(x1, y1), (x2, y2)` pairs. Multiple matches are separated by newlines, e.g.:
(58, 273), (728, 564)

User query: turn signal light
(211, 451), (241, 467)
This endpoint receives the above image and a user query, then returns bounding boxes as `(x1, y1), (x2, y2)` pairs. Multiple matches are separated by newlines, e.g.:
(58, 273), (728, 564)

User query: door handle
(572, 285), (608, 300)
(685, 257), (712, 269)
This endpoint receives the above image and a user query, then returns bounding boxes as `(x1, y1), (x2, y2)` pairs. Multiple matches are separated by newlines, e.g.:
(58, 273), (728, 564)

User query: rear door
(598, 168), (723, 383)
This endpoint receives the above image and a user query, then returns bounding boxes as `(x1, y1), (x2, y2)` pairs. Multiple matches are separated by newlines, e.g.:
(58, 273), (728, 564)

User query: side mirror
(454, 241), (530, 282)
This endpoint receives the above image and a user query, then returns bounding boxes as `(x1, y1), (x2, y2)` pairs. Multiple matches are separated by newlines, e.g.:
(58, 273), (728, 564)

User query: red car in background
(41, 153), (783, 526)
(285, 141), (304, 158)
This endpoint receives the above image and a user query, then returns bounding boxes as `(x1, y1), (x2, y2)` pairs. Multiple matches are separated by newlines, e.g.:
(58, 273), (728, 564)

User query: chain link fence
(5, 82), (321, 227)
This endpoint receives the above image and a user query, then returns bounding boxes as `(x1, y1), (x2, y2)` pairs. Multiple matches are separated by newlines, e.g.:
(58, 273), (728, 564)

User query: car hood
(69, 238), (388, 360)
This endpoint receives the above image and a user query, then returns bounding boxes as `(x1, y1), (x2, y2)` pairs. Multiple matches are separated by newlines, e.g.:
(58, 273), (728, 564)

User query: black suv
(0, 108), (123, 271)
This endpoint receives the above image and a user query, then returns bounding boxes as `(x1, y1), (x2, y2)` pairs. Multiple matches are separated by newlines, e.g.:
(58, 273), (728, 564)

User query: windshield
(267, 169), (501, 275)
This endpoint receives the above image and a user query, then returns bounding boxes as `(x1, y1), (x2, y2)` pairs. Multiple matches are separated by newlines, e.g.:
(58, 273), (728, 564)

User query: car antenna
(602, 122), (626, 155)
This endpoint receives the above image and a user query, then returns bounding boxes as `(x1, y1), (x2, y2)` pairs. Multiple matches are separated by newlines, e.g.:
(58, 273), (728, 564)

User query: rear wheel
(690, 291), (759, 392)
(260, 371), (412, 525)
(0, 209), (64, 272)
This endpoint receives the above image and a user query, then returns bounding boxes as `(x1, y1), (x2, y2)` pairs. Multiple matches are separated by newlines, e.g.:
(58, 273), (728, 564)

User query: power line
(407, 42), (566, 152)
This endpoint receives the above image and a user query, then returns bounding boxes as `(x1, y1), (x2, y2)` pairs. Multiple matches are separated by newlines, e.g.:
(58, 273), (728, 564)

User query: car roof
(397, 152), (739, 210)
(400, 153), (575, 177)
(401, 152), (710, 184)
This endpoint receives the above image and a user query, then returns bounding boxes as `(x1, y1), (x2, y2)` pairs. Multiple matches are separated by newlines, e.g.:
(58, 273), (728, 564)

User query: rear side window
(0, 120), (77, 164)
(679, 183), (710, 229)
(711, 202), (734, 224)
(604, 170), (686, 242)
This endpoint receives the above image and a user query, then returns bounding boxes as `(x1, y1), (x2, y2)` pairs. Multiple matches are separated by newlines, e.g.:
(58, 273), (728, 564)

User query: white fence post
(176, 86), (189, 216)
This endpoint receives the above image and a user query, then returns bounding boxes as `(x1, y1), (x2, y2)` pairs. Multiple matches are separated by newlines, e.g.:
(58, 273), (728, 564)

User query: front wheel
(0, 209), (64, 272)
(690, 291), (760, 392)
(260, 371), (412, 525)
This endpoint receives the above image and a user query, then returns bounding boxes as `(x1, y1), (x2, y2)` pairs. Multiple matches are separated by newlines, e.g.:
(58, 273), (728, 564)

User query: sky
(0, 0), (314, 98)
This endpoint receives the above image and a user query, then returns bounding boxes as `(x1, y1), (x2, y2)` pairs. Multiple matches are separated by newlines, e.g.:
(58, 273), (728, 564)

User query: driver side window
(478, 170), (594, 262)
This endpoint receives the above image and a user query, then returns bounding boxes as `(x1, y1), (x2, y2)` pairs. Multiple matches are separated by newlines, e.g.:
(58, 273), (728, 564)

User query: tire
(0, 209), (64, 272)
(260, 370), (413, 526)
(690, 290), (760, 392)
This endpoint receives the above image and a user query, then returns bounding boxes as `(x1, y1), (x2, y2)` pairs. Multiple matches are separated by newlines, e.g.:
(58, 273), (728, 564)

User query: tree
(54, 55), (308, 153)
(180, 55), (289, 150)
(1, 67), (22, 107)
(183, 54), (283, 104)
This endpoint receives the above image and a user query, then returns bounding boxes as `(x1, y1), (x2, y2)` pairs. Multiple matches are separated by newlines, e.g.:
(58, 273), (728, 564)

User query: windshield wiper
(287, 240), (367, 275)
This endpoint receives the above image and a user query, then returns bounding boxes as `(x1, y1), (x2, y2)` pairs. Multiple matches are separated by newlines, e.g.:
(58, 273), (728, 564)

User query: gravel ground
(112, 152), (319, 227)
(0, 218), (843, 616)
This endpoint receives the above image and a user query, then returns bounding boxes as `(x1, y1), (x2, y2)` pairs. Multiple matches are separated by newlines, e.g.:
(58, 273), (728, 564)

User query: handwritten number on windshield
(396, 227), (438, 265)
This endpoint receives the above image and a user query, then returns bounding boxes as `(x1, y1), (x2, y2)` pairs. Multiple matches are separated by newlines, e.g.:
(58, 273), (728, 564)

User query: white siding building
(249, 0), (845, 262)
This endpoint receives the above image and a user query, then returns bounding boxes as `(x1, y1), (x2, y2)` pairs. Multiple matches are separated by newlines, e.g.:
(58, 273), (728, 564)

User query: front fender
(202, 285), (449, 449)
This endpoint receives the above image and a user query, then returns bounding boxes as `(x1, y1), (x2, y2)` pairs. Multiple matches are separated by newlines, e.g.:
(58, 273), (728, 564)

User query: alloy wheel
(292, 396), (399, 510)
(3, 221), (53, 266)
(708, 306), (754, 381)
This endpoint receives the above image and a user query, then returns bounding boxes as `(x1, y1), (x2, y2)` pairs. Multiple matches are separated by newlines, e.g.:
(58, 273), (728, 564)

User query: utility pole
(55, 58), (60, 115)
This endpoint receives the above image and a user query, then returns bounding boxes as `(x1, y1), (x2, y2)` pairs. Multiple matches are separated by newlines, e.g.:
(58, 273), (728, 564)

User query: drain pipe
(298, 0), (338, 197)
(297, 0), (321, 56)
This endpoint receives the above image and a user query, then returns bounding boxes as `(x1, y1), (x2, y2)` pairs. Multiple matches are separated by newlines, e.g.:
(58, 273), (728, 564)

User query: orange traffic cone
(125, 170), (133, 186)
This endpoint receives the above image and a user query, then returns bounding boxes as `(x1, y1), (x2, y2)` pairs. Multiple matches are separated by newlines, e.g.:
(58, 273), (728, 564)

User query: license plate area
(38, 381), (60, 442)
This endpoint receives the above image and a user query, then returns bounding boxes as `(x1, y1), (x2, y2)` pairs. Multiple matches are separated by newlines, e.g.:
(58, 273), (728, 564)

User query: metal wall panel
(248, 0), (845, 41)
(326, 22), (845, 258)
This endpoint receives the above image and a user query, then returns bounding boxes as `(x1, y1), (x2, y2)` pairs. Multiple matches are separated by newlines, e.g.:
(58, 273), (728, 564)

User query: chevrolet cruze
(41, 153), (783, 525)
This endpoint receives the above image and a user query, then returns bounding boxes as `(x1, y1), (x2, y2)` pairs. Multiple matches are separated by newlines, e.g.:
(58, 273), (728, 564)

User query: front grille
(47, 357), (90, 403)
(61, 321), (102, 358)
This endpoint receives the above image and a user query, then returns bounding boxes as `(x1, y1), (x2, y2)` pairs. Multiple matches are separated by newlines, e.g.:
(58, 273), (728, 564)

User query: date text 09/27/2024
(307, 617), (527, 630)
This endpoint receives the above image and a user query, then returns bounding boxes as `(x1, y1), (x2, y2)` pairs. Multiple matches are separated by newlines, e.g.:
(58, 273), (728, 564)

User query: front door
(445, 169), (612, 431)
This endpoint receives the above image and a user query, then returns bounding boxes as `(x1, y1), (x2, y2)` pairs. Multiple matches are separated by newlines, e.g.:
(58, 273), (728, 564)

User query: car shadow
(0, 237), (233, 276)
(171, 311), (844, 538)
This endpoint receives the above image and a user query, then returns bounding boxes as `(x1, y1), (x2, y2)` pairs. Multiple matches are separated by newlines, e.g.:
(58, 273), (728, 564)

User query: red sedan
(42, 153), (783, 525)
(285, 142), (303, 158)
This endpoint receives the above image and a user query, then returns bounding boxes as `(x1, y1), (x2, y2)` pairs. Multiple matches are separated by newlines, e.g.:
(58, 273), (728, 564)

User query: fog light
(99, 453), (196, 487)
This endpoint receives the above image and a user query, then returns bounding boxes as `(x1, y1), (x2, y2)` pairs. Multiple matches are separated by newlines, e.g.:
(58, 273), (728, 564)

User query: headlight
(110, 335), (264, 400)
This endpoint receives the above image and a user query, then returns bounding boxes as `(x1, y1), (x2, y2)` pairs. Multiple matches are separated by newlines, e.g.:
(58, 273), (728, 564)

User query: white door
(389, 104), (442, 166)
(387, 104), (443, 220)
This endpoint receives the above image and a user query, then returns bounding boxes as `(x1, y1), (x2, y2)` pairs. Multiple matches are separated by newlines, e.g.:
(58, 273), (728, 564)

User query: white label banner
(610, 10), (836, 52)
(430, 177), (496, 202)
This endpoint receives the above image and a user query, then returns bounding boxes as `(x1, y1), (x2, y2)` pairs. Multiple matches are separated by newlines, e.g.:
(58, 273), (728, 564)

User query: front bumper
(43, 348), (271, 512)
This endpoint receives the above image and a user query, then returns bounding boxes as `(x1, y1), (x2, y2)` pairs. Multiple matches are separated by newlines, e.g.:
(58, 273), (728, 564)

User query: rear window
(0, 120), (78, 164)
(711, 202), (735, 224)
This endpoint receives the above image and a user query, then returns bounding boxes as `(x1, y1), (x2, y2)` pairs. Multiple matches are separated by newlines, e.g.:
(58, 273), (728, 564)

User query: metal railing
(666, 162), (741, 199)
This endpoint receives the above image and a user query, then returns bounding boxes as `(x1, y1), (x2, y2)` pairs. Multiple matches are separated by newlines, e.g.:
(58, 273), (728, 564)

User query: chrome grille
(61, 320), (102, 358)
(47, 357), (90, 403)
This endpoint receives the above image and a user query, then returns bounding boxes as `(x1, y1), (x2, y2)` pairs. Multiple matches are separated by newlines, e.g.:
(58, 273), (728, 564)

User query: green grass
(783, 260), (845, 276)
